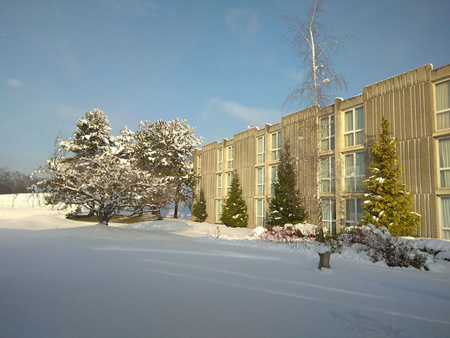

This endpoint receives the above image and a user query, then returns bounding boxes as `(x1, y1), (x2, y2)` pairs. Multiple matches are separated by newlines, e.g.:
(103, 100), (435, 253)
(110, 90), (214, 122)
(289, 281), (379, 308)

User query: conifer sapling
(267, 142), (306, 226)
(220, 171), (248, 228)
(192, 189), (207, 222)
(362, 117), (421, 236)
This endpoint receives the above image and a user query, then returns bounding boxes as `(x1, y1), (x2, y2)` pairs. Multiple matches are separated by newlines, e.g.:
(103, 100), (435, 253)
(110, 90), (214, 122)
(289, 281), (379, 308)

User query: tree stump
(318, 251), (331, 270)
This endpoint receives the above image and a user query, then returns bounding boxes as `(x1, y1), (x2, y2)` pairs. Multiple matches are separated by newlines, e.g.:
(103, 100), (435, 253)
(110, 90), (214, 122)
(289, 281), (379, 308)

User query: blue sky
(1, 0), (449, 174)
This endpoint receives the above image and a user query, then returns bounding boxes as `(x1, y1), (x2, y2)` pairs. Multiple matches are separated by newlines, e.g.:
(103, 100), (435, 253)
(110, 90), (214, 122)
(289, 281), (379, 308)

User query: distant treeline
(0, 167), (38, 194)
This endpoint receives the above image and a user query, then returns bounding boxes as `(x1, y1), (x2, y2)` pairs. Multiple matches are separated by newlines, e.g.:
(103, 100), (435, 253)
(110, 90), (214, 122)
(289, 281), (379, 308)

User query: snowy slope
(1, 207), (450, 338)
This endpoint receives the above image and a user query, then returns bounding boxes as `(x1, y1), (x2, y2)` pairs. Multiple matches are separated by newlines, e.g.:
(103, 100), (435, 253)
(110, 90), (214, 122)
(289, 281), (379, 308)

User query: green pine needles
(267, 142), (306, 226)
(220, 171), (248, 228)
(362, 117), (421, 236)
(192, 189), (207, 222)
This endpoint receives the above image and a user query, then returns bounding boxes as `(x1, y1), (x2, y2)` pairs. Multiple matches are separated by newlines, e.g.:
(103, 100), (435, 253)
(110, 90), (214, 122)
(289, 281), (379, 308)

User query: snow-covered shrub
(252, 223), (325, 243)
(293, 223), (324, 237)
(261, 226), (303, 243)
(339, 224), (430, 270)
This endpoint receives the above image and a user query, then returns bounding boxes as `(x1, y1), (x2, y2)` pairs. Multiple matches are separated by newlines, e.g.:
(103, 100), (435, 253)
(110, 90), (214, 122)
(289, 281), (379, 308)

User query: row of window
(198, 80), (449, 178)
(437, 80), (450, 239)
(197, 105), (365, 176)
(200, 79), (450, 237)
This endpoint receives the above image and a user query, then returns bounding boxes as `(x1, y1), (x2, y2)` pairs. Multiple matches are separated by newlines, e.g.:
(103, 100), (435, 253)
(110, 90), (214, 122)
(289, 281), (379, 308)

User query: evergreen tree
(192, 189), (207, 222)
(58, 109), (114, 216)
(61, 108), (113, 158)
(362, 117), (421, 236)
(220, 171), (248, 227)
(267, 142), (306, 226)
(134, 119), (203, 218)
(34, 109), (166, 225)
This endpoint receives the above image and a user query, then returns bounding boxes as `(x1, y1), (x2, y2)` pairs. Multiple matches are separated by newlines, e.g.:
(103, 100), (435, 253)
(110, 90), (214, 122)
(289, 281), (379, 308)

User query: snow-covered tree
(220, 171), (248, 228)
(134, 119), (203, 218)
(192, 188), (207, 222)
(60, 108), (113, 157)
(362, 117), (421, 236)
(58, 109), (115, 215)
(267, 142), (306, 226)
(34, 110), (166, 225)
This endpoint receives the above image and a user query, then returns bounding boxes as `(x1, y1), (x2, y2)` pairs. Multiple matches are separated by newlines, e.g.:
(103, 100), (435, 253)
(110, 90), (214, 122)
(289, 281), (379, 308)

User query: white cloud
(225, 8), (260, 44)
(7, 79), (23, 88)
(202, 98), (280, 127)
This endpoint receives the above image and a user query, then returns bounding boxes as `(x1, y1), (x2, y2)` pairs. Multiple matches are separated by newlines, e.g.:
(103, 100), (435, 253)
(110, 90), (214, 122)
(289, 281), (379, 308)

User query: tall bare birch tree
(283, 0), (349, 230)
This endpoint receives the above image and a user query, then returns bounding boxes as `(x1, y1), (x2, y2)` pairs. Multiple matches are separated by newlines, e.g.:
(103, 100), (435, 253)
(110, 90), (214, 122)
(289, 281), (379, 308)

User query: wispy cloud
(43, 104), (84, 120)
(7, 79), (23, 88)
(202, 98), (280, 128)
(225, 8), (260, 44)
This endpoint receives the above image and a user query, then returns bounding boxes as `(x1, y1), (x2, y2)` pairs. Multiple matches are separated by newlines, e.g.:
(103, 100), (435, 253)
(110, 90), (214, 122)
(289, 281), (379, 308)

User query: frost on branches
(134, 119), (203, 218)
(33, 109), (202, 224)
(361, 117), (421, 236)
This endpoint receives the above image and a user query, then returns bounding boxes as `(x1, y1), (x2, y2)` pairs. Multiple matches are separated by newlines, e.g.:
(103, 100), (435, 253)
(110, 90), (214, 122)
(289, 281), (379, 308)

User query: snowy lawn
(1, 207), (450, 338)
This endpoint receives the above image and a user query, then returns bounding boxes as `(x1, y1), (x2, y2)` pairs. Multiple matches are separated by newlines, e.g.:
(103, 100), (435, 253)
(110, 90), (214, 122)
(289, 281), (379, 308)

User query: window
(320, 156), (335, 193)
(196, 155), (202, 175)
(226, 172), (233, 192)
(256, 199), (265, 227)
(344, 106), (364, 147)
(226, 146), (234, 169)
(344, 151), (365, 192)
(271, 131), (282, 161)
(439, 138), (450, 188)
(196, 177), (202, 196)
(257, 136), (265, 163)
(436, 80), (450, 130)
(442, 197), (450, 239)
(322, 199), (336, 235)
(256, 167), (265, 195)
(217, 148), (223, 171)
(270, 165), (278, 195)
(321, 115), (335, 151)
(216, 174), (222, 196)
(345, 198), (364, 227)
(216, 199), (222, 223)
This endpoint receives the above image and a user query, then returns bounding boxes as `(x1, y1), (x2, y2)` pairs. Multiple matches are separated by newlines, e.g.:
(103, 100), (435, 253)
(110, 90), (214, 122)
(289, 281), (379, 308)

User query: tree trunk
(174, 200), (179, 219)
(174, 184), (181, 219)
(97, 208), (112, 225)
(154, 208), (163, 220)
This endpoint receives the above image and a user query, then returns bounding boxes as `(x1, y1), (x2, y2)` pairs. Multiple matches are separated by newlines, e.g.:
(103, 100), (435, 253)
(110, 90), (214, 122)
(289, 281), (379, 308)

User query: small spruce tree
(267, 142), (306, 226)
(362, 117), (421, 236)
(192, 189), (207, 222)
(220, 171), (248, 227)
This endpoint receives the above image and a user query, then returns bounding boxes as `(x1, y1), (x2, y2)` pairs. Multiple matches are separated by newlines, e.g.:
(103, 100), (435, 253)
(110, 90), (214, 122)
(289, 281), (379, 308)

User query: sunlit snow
(1, 201), (450, 337)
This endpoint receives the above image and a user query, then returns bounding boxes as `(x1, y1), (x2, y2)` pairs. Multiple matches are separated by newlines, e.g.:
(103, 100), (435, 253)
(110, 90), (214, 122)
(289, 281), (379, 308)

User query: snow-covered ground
(1, 206), (450, 338)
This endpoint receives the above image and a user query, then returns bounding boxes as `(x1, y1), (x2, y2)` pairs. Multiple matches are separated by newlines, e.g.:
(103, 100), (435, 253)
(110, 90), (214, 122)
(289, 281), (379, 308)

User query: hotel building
(193, 64), (450, 239)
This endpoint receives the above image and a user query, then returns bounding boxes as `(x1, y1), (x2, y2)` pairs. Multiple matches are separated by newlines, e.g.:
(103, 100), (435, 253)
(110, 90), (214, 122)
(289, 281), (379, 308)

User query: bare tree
(282, 0), (349, 231)
(282, 0), (349, 109)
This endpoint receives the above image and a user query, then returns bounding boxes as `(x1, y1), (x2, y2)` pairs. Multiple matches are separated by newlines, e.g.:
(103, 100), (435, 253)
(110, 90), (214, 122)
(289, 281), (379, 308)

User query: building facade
(193, 64), (450, 239)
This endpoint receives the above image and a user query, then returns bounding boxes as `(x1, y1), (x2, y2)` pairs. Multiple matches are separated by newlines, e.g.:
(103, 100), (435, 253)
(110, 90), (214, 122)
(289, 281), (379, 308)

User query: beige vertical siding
(194, 64), (450, 237)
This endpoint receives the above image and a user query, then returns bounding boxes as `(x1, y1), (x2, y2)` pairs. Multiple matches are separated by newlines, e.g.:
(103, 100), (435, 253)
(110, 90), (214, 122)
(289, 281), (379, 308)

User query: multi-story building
(193, 63), (450, 239)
